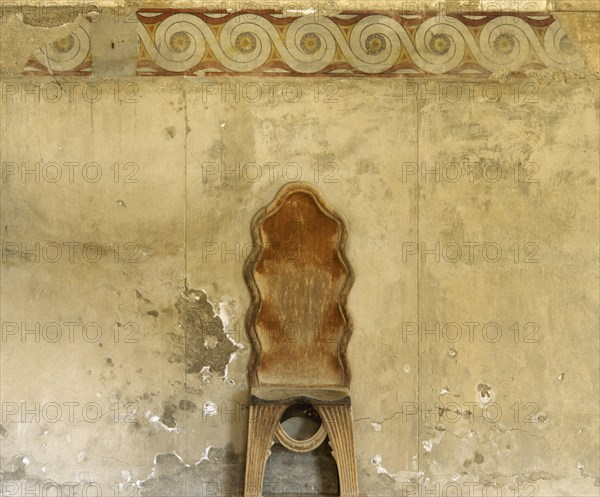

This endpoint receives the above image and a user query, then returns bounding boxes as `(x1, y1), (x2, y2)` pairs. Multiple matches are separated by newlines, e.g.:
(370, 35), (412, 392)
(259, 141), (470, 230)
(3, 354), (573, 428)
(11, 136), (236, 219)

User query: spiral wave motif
(137, 13), (584, 75)
(34, 25), (90, 72)
(543, 22), (580, 66)
(347, 16), (403, 73)
(218, 18), (273, 71)
(283, 17), (337, 73)
(478, 17), (532, 71)
(139, 14), (207, 72)
(413, 17), (467, 73)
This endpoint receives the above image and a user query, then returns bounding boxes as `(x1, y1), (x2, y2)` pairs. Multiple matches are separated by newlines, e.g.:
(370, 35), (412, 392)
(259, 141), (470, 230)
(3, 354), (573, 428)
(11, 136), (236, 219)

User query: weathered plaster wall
(0, 1), (598, 496)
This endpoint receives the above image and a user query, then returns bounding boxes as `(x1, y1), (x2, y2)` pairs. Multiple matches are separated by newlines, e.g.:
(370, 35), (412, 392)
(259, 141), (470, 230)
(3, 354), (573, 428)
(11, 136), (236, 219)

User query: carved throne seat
(243, 183), (359, 497)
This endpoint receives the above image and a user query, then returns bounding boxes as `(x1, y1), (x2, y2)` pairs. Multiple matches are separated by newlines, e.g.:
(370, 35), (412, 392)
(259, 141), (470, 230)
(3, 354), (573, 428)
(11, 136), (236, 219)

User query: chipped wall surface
(0, 0), (598, 496)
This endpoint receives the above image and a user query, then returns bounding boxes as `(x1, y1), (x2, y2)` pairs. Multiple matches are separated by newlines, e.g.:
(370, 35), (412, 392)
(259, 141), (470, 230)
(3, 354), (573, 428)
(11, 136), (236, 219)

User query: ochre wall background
(0, 1), (598, 495)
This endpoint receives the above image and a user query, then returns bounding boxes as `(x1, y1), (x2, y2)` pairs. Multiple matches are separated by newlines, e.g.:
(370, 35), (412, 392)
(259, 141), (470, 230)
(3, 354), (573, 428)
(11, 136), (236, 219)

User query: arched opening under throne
(263, 404), (340, 495)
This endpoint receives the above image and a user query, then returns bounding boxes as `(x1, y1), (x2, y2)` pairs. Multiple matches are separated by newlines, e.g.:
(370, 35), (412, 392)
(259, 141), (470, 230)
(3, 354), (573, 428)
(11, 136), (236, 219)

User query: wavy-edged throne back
(244, 183), (354, 388)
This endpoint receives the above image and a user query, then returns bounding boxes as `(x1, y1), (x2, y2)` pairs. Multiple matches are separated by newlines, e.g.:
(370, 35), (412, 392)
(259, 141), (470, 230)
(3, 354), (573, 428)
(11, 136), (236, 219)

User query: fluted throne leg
(316, 404), (359, 497)
(244, 404), (287, 497)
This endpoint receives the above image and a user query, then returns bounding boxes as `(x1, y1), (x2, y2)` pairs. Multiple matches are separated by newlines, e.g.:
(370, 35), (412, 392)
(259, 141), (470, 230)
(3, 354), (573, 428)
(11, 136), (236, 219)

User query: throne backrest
(244, 183), (354, 388)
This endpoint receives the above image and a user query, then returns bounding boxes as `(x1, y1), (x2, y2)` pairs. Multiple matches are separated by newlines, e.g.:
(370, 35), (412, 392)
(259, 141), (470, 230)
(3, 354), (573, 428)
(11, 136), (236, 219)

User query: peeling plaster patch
(423, 428), (445, 454)
(222, 352), (239, 384)
(219, 299), (245, 349)
(18, 6), (97, 27)
(146, 410), (179, 433)
(370, 455), (421, 482)
(403, 365), (410, 373)
(217, 298), (246, 384)
(533, 412), (548, 429)
(109, 390), (121, 403)
(199, 365), (211, 383)
(150, 451), (196, 478)
(476, 382), (494, 406)
(172, 289), (240, 380)
(371, 422), (382, 432)
(203, 401), (218, 417)
(76, 451), (87, 463)
(371, 455), (396, 479)
(140, 445), (243, 494)
(136, 466), (156, 488)
(153, 451), (183, 466)
(196, 446), (212, 464)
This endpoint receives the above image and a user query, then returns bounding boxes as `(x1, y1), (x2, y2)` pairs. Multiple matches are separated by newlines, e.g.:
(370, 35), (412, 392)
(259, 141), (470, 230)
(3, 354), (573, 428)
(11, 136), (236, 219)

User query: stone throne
(243, 182), (359, 497)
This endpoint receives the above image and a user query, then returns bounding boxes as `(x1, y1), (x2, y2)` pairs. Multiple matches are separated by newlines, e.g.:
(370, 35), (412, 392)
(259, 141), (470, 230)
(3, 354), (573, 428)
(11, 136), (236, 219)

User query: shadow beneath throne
(263, 441), (339, 496)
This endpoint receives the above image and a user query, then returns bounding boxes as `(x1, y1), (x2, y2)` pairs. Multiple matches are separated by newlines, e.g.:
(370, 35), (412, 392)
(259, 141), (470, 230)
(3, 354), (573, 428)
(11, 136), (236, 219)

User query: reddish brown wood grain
(244, 183), (354, 388)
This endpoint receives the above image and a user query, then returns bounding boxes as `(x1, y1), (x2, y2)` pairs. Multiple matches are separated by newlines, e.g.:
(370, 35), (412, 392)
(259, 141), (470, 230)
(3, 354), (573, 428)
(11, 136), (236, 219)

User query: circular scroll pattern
(414, 17), (466, 73)
(137, 13), (584, 75)
(347, 16), (402, 73)
(152, 14), (207, 71)
(479, 17), (531, 71)
(219, 19), (272, 71)
(284, 17), (337, 72)
(544, 22), (581, 65)
(34, 25), (90, 72)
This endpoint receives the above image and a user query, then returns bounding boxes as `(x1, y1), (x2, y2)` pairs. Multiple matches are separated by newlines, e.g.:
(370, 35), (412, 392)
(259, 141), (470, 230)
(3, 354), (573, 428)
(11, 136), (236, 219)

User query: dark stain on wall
(160, 402), (178, 429)
(0, 456), (27, 480)
(178, 399), (197, 412)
